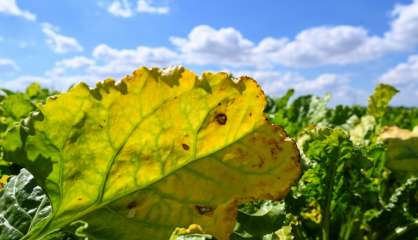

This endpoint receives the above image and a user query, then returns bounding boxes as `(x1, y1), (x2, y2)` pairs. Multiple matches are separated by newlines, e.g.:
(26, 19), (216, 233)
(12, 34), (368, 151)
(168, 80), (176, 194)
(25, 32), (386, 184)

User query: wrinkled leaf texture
(4, 66), (300, 240)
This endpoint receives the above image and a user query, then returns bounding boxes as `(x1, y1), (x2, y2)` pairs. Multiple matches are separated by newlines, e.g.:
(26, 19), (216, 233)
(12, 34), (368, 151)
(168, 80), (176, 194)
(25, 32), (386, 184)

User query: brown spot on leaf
(127, 201), (137, 209)
(195, 205), (215, 216)
(216, 113), (227, 125)
(252, 156), (265, 168)
(182, 143), (190, 151)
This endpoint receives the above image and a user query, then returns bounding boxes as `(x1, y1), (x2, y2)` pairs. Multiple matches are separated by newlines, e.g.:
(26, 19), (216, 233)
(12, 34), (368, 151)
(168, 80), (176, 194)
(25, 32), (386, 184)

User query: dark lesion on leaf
(215, 113), (227, 125)
(127, 201), (137, 209)
(182, 143), (190, 151)
(194, 205), (215, 216)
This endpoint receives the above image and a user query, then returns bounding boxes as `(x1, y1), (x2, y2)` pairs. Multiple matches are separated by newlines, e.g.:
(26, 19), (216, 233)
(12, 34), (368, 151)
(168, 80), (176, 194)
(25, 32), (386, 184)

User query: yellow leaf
(16, 66), (300, 240)
(0, 175), (9, 189)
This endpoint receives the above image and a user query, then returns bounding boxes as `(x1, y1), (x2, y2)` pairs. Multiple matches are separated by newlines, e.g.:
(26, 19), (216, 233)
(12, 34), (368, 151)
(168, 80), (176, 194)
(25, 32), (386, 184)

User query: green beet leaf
(0, 169), (51, 240)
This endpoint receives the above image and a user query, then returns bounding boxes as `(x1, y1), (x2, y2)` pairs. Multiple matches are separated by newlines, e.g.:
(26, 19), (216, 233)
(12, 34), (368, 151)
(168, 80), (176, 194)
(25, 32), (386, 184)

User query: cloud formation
(170, 0), (418, 68)
(107, 0), (133, 17)
(42, 23), (83, 54)
(107, 0), (169, 17)
(0, 0), (36, 21)
(137, 0), (169, 14)
(379, 54), (418, 105)
(4, 0), (418, 106)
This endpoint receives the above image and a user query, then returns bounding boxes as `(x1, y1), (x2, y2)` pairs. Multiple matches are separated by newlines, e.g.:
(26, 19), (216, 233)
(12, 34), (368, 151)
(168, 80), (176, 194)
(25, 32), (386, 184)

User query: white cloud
(42, 23), (83, 54)
(384, 0), (418, 50)
(108, 0), (133, 17)
(169, 0), (418, 68)
(0, 0), (36, 21)
(267, 0), (418, 67)
(379, 54), (418, 105)
(169, 25), (378, 68)
(4, 0), (418, 105)
(267, 26), (378, 67)
(55, 56), (96, 69)
(2, 75), (49, 90)
(170, 25), (254, 67)
(235, 70), (367, 105)
(137, 0), (169, 14)
(91, 44), (178, 77)
(43, 56), (96, 83)
(241, 71), (342, 94)
(0, 58), (19, 72)
(2, 74), (99, 91)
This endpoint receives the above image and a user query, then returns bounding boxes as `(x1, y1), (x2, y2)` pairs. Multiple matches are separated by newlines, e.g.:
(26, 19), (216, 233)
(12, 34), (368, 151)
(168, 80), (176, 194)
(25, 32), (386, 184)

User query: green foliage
(268, 90), (330, 136)
(285, 129), (392, 240)
(0, 169), (51, 240)
(234, 83), (418, 240)
(231, 201), (286, 240)
(383, 107), (418, 130)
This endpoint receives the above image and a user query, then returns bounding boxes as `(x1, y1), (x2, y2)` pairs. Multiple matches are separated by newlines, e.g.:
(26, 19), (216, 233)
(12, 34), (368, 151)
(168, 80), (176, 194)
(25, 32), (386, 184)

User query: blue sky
(1, 0), (418, 105)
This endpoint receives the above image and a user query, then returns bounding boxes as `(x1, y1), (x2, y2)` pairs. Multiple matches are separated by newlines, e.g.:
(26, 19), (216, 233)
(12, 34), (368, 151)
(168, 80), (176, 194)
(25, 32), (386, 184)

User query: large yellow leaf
(16, 67), (300, 240)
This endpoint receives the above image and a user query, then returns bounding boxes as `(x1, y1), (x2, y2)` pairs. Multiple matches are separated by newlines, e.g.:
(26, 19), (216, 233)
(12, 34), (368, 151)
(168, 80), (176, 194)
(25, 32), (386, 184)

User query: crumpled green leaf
(285, 128), (389, 240)
(269, 92), (330, 136)
(231, 200), (286, 240)
(367, 177), (418, 240)
(5, 66), (300, 240)
(0, 169), (51, 240)
(0, 83), (56, 179)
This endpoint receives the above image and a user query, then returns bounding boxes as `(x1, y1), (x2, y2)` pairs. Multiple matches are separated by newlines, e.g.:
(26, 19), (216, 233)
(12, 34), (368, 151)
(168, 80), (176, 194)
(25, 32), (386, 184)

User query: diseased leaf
(7, 66), (300, 240)
(0, 175), (9, 189)
(0, 169), (51, 240)
(367, 84), (398, 121)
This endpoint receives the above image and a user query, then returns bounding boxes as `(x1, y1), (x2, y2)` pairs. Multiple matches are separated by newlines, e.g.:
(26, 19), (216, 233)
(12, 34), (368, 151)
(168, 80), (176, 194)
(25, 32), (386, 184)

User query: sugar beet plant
(0, 67), (300, 240)
(0, 67), (417, 240)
